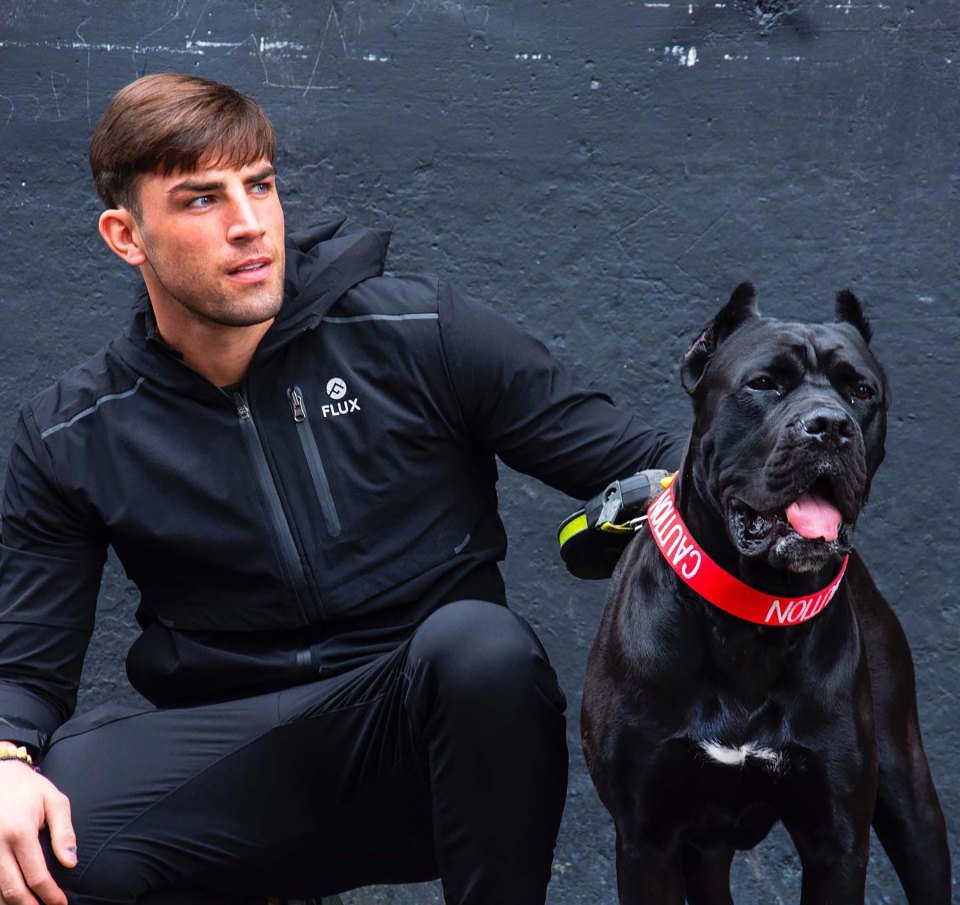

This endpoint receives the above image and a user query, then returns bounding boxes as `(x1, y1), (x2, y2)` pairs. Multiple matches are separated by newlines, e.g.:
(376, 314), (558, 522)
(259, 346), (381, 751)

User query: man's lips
(226, 257), (272, 283)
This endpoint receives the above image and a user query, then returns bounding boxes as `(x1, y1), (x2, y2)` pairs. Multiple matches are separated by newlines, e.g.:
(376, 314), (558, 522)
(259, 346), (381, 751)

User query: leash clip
(558, 469), (675, 579)
(595, 482), (624, 528)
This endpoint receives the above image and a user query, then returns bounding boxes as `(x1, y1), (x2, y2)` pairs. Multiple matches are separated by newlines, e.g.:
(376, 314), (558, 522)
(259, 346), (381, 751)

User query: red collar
(646, 480), (848, 627)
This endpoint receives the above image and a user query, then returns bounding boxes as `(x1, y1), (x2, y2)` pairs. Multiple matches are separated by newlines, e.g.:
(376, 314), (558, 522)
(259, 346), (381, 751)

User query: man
(0, 74), (680, 905)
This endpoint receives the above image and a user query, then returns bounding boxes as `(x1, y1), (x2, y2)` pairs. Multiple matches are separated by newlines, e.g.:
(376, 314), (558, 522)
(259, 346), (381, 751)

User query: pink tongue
(786, 493), (842, 542)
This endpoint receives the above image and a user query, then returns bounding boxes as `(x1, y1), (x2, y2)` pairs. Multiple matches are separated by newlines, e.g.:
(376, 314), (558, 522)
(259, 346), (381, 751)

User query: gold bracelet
(0, 744), (34, 767)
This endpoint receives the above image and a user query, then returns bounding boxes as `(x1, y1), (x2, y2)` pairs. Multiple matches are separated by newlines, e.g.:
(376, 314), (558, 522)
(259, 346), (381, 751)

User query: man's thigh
(41, 650), (438, 904)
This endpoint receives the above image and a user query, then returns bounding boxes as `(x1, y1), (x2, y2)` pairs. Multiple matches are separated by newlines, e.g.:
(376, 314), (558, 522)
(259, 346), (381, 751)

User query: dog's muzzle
(724, 406), (867, 572)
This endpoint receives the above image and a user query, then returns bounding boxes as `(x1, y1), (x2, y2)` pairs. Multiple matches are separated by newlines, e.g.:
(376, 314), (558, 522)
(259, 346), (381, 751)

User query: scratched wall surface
(0, 1), (957, 902)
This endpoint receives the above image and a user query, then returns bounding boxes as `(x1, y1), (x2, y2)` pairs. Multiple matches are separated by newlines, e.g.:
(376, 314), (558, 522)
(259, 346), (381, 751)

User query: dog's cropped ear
(681, 282), (759, 394)
(835, 289), (872, 344)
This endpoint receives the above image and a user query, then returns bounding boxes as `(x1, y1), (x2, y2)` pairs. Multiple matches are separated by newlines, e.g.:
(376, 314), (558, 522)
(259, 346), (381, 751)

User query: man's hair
(89, 73), (276, 217)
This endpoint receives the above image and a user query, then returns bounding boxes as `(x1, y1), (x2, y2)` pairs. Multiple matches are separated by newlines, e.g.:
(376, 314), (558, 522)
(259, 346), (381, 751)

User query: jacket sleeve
(437, 280), (686, 499)
(0, 407), (105, 751)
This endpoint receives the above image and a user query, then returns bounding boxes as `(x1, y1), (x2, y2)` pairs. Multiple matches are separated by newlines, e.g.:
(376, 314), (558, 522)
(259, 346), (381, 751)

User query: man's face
(132, 156), (286, 329)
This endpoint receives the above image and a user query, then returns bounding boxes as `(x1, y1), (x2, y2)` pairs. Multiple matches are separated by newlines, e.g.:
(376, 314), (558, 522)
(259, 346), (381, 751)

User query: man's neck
(152, 308), (273, 387)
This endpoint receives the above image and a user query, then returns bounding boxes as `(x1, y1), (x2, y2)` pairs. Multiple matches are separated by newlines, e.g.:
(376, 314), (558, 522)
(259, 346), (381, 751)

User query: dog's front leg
(680, 843), (735, 905)
(871, 728), (950, 904)
(852, 565), (951, 903)
(783, 792), (874, 905)
(614, 827), (685, 905)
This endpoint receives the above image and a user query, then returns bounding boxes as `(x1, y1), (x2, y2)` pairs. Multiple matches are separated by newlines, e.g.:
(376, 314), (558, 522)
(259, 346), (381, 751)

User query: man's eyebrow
(166, 165), (277, 196)
(245, 165), (277, 184)
(167, 177), (225, 195)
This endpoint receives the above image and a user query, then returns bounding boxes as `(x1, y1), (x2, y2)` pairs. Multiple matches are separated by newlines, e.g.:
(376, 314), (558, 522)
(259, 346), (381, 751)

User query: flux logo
(322, 377), (360, 419)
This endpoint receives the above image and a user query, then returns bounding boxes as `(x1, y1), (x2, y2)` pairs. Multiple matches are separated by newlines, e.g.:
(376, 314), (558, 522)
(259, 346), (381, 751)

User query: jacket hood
(118, 218), (390, 393)
(275, 218), (391, 351)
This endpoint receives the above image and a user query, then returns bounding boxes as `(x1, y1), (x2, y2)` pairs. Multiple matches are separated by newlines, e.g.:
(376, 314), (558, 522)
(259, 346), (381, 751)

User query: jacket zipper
(232, 390), (325, 622)
(288, 386), (342, 537)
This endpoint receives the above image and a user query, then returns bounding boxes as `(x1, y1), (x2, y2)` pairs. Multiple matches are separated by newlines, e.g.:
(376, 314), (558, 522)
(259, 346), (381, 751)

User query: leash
(557, 472), (848, 625)
(557, 470), (674, 578)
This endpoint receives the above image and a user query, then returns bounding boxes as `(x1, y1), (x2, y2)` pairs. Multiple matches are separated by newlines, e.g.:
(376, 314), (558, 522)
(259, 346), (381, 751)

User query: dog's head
(681, 283), (890, 573)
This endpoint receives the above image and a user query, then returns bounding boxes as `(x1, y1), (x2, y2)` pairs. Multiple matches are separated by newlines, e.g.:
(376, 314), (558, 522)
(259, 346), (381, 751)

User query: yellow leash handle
(557, 470), (676, 579)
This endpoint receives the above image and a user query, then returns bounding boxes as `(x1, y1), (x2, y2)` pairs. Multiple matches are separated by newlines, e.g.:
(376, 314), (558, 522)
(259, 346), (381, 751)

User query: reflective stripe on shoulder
(39, 377), (146, 439)
(324, 313), (439, 324)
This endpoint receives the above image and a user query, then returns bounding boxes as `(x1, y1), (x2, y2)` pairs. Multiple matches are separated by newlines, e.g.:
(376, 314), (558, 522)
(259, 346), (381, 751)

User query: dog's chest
(698, 739), (783, 770)
(684, 682), (793, 776)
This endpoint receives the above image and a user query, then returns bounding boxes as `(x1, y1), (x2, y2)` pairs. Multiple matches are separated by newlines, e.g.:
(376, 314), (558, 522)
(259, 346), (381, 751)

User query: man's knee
(48, 844), (151, 905)
(407, 600), (567, 723)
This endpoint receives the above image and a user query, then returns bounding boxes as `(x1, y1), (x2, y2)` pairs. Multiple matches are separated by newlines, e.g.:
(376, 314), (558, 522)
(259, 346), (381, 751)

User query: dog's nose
(800, 407), (855, 449)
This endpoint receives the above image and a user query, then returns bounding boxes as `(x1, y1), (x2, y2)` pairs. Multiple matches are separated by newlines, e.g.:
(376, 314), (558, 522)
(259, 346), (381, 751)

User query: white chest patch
(700, 740), (783, 770)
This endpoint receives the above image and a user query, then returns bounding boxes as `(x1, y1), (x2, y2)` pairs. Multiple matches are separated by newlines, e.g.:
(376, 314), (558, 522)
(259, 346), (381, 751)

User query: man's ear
(98, 208), (147, 267)
(681, 282), (759, 395)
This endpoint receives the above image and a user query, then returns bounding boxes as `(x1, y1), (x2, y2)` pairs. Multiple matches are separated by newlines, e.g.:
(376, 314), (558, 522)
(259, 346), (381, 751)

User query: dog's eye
(747, 376), (776, 391)
(851, 383), (875, 401)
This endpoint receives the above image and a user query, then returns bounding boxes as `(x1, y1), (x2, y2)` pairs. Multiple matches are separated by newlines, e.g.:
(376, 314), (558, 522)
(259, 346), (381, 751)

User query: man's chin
(209, 284), (284, 328)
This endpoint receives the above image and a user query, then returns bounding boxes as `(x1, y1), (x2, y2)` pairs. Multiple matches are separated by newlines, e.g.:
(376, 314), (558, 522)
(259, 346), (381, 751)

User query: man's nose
(226, 195), (266, 242)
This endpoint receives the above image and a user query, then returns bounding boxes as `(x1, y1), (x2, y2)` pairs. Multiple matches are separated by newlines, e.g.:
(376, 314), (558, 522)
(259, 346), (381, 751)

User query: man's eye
(187, 195), (213, 209)
(747, 376), (776, 391)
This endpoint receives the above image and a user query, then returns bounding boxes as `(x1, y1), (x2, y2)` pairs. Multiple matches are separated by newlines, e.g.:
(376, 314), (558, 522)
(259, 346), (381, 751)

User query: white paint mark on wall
(782, 55), (803, 61)
(664, 45), (697, 67)
(249, 33), (338, 92)
(515, 52), (552, 61)
(724, 53), (749, 61)
(362, 53), (390, 62)
(0, 39), (203, 55)
(259, 39), (307, 52)
(187, 40), (243, 49)
(644, 2), (671, 6)
(590, 78), (600, 90)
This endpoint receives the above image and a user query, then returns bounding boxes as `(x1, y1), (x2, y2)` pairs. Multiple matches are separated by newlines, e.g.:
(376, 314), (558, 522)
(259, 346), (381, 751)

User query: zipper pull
(288, 386), (307, 423)
(233, 391), (251, 420)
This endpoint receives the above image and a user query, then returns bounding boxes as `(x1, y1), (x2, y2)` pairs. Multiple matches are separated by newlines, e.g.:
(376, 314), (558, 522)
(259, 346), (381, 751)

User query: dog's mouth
(726, 476), (856, 572)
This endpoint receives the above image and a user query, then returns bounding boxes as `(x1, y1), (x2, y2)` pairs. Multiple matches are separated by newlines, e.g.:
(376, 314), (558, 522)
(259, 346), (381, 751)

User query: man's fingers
(7, 837), (65, 905)
(0, 847), (40, 905)
(40, 790), (76, 871)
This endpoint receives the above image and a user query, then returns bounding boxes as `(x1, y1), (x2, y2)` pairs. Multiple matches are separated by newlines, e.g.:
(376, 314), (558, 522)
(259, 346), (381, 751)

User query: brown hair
(89, 73), (276, 216)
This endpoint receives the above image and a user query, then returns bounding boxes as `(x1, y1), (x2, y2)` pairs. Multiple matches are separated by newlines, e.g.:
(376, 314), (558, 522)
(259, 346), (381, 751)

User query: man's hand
(0, 758), (76, 905)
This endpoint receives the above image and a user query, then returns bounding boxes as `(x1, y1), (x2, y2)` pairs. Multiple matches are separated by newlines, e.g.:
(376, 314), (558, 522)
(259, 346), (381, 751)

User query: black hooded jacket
(0, 219), (681, 751)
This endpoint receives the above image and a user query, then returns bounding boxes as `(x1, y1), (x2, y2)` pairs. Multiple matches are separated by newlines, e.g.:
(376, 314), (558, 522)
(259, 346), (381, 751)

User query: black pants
(41, 601), (568, 905)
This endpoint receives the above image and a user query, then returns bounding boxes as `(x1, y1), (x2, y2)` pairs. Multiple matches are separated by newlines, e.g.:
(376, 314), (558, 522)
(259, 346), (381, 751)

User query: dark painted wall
(1, 1), (957, 902)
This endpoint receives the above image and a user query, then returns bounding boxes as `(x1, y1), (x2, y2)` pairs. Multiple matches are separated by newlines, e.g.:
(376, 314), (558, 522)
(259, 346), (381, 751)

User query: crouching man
(0, 74), (680, 905)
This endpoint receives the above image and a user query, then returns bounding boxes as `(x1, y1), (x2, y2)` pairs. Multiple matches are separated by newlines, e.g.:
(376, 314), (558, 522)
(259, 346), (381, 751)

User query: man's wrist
(0, 742), (37, 770)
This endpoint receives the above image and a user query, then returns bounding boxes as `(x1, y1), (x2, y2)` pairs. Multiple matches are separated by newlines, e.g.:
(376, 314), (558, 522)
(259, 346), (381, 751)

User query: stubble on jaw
(140, 230), (286, 330)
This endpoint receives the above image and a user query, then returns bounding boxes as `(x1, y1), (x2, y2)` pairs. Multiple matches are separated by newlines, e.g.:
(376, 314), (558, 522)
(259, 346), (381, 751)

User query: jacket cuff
(0, 685), (62, 752)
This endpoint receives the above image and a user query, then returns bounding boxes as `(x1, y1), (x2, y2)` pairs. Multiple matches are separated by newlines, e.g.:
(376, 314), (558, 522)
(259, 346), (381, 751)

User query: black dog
(581, 284), (950, 904)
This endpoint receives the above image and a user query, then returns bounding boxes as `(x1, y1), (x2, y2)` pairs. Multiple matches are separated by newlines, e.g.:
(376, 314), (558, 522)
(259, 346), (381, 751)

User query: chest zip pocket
(288, 386), (342, 537)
